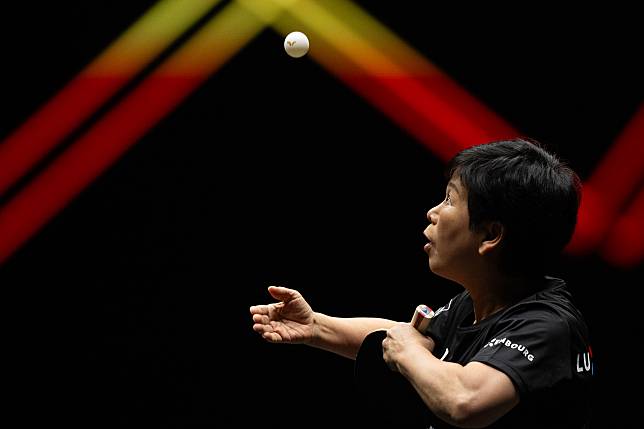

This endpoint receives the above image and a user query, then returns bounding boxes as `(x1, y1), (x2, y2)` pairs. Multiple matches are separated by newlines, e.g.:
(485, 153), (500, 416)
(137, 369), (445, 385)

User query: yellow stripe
(320, 0), (439, 75)
(87, 0), (222, 75)
(160, 0), (298, 75)
(271, 0), (403, 75)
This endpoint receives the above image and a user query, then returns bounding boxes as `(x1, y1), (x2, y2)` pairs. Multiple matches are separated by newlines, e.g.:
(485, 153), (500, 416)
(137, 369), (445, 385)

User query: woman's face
(423, 176), (485, 283)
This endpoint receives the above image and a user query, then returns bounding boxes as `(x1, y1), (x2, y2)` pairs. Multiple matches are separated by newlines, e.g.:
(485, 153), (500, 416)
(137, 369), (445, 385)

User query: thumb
(268, 285), (301, 302)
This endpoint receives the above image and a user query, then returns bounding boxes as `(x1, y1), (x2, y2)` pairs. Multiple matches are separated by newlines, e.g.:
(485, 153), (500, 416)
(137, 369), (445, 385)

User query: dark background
(1, 1), (642, 427)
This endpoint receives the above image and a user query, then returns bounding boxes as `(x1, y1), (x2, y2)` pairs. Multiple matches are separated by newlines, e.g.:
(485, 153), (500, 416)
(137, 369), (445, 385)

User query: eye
(443, 191), (452, 205)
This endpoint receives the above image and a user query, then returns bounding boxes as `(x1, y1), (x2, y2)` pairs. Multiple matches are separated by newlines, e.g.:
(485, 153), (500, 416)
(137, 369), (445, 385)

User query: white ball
(284, 31), (309, 58)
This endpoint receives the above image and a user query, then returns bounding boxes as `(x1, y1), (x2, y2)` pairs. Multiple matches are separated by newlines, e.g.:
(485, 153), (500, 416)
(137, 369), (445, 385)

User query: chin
(429, 260), (457, 283)
(428, 258), (442, 275)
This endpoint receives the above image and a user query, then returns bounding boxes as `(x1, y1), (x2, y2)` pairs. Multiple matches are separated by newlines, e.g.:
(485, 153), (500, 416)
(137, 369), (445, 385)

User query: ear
(478, 222), (504, 255)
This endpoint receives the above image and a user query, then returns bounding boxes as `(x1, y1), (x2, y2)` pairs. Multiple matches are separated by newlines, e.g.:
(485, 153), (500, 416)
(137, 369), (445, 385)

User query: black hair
(446, 138), (582, 275)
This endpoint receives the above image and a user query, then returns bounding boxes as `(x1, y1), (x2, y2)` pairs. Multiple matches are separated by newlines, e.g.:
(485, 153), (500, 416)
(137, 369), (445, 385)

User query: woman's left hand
(382, 323), (434, 372)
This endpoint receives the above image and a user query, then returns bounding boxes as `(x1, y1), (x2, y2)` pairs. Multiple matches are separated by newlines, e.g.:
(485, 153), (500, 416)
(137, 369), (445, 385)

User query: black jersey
(354, 277), (593, 429)
(425, 276), (593, 428)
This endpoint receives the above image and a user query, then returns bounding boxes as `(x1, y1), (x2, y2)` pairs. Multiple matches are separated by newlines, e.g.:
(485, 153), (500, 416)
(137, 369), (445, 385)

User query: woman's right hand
(250, 286), (315, 344)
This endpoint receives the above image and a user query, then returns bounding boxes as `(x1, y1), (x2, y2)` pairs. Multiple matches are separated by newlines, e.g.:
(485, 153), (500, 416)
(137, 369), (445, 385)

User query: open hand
(250, 286), (315, 344)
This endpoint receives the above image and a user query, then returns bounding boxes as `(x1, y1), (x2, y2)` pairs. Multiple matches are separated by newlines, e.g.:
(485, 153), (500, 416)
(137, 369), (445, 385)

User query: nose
(427, 205), (439, 225)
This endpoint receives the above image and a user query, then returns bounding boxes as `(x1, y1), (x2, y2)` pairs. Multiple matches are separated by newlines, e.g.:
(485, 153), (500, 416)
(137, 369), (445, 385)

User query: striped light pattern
(0, 0), (641, 267)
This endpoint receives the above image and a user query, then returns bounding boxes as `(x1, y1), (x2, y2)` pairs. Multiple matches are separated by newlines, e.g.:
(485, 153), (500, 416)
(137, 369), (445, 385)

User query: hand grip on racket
(410, 304), (434, 334)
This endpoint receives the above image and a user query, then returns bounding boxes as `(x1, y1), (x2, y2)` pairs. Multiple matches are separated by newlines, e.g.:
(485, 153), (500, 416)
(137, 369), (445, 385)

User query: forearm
(397, 348), (473, 427)
(310, 313), (397, 359)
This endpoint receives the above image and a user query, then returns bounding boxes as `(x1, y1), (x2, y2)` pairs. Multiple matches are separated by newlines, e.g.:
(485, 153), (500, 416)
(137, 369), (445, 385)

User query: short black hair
(446, 138), (582, 275)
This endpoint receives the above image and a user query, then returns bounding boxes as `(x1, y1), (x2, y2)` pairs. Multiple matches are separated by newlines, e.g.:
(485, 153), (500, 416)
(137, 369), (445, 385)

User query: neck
(465, 270), (540, 323)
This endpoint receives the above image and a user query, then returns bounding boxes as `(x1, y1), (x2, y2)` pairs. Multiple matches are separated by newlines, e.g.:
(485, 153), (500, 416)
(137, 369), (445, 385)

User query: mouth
(424, 237), (433, 253)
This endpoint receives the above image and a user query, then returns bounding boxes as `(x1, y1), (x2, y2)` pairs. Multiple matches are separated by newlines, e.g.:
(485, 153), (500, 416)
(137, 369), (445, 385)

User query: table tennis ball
(284, 31), (309, 58)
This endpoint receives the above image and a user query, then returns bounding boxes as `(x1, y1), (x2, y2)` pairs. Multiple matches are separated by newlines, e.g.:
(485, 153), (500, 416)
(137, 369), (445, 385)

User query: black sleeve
(470, 310), (572, 396)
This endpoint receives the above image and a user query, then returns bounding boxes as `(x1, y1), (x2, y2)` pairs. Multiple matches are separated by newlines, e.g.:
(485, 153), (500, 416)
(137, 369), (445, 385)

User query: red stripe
(0, 74), (201, 263)
(600, 187), (644, 268)
(0, 75), (129, 195)
(567, 103), (644, 254)
(340, 73), (519, 160)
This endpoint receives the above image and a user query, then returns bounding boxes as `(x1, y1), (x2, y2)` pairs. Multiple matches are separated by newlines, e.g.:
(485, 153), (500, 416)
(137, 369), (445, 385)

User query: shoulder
(512, 277), (584, 317)
(499, 277), (589, 337)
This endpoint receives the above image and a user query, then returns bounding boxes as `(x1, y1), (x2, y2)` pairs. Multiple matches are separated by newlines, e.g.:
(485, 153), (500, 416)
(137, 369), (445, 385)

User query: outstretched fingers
(251, 287), (297, 343)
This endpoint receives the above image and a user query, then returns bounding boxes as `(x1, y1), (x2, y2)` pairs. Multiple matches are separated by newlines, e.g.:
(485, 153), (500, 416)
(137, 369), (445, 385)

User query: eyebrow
(447, 182), (460, 196)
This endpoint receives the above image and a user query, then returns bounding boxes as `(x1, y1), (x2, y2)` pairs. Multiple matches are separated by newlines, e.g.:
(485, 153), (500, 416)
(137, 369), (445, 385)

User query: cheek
(436, 215), (463, 243)
(436, 214), (476, 257)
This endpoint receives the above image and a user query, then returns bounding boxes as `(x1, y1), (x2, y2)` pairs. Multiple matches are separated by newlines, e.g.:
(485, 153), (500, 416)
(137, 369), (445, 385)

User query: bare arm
(311, 313), (397, 359)
(250, 286), (397, 360)
(384, 324), (519, 428)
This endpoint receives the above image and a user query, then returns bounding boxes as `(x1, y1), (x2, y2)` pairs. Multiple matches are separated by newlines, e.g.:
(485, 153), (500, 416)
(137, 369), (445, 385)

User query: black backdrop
(1, 1), (642, 427)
